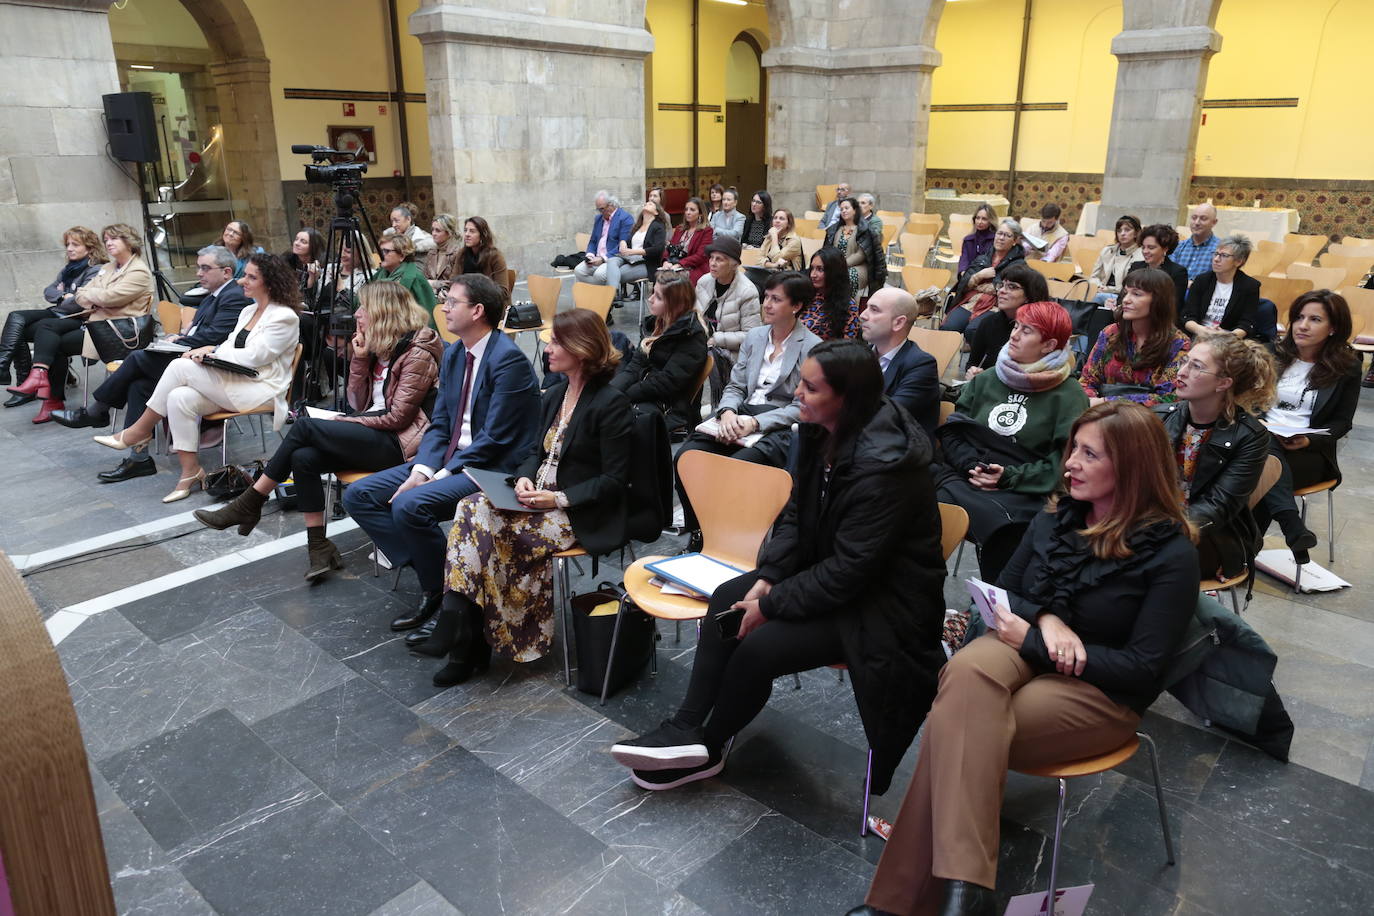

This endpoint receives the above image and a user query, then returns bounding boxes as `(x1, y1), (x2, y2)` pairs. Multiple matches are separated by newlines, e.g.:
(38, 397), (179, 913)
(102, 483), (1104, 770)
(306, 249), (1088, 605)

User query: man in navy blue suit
(344, 273), (540, 632)
(52, 245), (254, 482)
(859, 287), (941, 441)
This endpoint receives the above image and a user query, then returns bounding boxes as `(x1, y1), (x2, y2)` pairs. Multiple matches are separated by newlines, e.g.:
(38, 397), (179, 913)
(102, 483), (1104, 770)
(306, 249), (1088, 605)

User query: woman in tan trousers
(849, 400), (1200, 916)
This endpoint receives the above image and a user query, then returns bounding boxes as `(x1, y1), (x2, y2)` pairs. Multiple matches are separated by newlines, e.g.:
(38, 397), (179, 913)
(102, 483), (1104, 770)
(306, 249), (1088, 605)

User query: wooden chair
(1094, 229), (1117, 246)
(815, 184), (839, 209)
(908, 326), (963, 378)
(906, 214), (943, 238)
(610, 451), (793, 703)
(938, 400), (956, 426)
(800, 236), (824, 265)
(434, 302), (457, 343)
(1068, 239), (1104, 277)
(156, 299), (182, 336)
(794, 219), (825, 241)
(1258, 276), (1313, 315)
(1286, 262), (1344, 290)
(1017, 732), (1174, 913)
(1284, 232), (1328, 268)
(877, 210), (907, 225)
(896, 233), (936, 268)
(880, 222), (900, 253)
(1332, 237), (1374, 251)
(740, 247), (765, 267)
(574, 231), (590, 252)
(947, 213), (973, 241)
(901, 265), (952, 297)
(1293, 478), (1340, 593)
(321, 469), (405, 588)
(514, 274), (561, 348)
(1200, 454), (1281, 613)
(572, 281), (616, 321)
(1340, 286), (1374, 353)
(1319, 251), (1374, 289)
(804, 210), (825, 221)
(203, 344), (303, 466)
(504, 267), (517, 297)
(1244, 240), (1285, 279)
(1027, 259), (1075, 282)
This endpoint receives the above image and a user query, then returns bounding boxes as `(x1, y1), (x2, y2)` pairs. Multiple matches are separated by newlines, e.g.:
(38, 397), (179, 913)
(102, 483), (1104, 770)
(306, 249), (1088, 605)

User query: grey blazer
(717, 322), (820, 433)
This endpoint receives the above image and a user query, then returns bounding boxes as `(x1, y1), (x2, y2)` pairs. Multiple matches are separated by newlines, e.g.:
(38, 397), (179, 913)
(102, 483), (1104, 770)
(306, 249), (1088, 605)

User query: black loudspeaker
(102, 91), (159, 163)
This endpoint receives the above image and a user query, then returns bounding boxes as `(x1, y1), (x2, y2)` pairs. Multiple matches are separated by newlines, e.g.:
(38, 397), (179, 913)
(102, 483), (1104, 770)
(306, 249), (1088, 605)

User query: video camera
(292, 144), (367, 193)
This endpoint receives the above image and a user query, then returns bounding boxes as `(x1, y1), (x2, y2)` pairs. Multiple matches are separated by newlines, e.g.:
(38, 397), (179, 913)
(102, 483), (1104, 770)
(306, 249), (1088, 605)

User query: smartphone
(975, 462), (991, 472)
(713, 606), (745, 640)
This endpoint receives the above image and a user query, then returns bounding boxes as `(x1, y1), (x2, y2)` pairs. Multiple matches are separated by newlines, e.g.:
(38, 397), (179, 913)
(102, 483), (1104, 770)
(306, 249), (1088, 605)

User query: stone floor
(7, 285), (1374, 914)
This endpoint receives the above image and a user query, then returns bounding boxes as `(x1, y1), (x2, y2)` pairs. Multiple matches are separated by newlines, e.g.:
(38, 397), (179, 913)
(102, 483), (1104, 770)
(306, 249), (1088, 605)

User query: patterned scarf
(994, 342), (1074, 393)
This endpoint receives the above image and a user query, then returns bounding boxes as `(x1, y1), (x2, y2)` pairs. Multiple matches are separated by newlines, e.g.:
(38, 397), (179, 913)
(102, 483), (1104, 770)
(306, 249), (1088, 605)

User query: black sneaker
(611, 719), (708, 771)
(630, 748), (725, 791)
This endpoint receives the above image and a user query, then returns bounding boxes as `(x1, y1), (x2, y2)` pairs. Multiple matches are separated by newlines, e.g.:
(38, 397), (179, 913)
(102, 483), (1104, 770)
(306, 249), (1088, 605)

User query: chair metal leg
(792, 673), (802, 690)
(391, 564), (402, 590)
(859, 748), (874, 837)
(599, 597), (629, 705)
(371, 544), (378, 578)
(1046, 777), (1067, 914)
(1138, 731), (1176, 865)
(952, 540), (965, 576)
(556, 556), (572, 688)
(675, 620), (682, 644)
(1294, 495), (1309, 592)
(1327, 489), (1335, 564)
(1228, 587), (1239, 614)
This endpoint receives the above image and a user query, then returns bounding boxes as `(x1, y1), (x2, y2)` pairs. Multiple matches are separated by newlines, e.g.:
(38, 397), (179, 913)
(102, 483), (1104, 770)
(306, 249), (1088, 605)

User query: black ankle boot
(410, 592), (470, 658)
(304, 526), (343, 582)
(939, 880), (997, 916)
(432, 604), (491, 687)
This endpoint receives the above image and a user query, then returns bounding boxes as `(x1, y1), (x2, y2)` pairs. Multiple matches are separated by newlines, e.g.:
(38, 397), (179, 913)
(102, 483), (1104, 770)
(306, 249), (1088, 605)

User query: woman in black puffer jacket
(611, 273), (708, 431)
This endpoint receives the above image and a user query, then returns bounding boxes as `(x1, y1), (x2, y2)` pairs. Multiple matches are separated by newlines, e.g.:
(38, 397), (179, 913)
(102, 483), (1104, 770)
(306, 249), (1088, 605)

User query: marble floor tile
(523, 851), (711, 915)
(1112, 710), (1229, 801)
(255, 572), (412, 632)
(119, 580), (259, 643)
(100, 802), (217, 916)
(301, 606), (457, 708)
(23, 540), (186, 608)
(366, 881), (460, 916)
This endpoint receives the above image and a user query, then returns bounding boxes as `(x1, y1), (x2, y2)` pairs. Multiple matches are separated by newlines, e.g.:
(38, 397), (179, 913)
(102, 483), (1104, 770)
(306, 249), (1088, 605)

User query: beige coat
(761, 229), (803, 270)
(1090, 243), (1140, 292)
(73, 256), (154, 318)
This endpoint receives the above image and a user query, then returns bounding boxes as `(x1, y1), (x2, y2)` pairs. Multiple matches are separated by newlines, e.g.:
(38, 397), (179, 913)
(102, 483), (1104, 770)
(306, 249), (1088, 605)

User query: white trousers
(146, 359), (236, 453)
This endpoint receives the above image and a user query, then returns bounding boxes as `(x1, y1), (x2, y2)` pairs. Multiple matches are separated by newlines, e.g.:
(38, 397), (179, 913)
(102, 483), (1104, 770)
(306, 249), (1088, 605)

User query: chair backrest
(1258, 276), (1314, 314)
(527, 274), (562, 321)
(1286, 262), (1344, 289)
(800, 236), (824, 264)
(877, 210), (907, 225)
(938, 503), (970, 562)
(906, 215), (943, 237)
(816, 184), (839, 209)
(504, 267), (516, 294)
(690, 352), (714, 403)
(1334, 237), (1374, 250)
(1094, 228), (1117, 246)
(938, 400), (956, 426)
(902, 265), (952, 295)
(1068, 238), (1103, 276)
(156, 300), (181, 336)
(1046, 278), (1092, 301)
(433, 303), (458, 343)
(1027, 259), (1075, 281)
(1319, 251), (1374, 288)
(907, 326), (963, 377)
(947, 214), (973, 241)
(679, 449), (793, 570)
(1341, 286), (1374, 343)
(572, 281), (616, 320)
(804, 210), (825, 221)
(1249, 455), (1283, 509)
(575, 231), (590, 251)
(881, 222), (900, 250)
(1245, 239), (1285, 279)
(1284, 232), (1329, 268)
(900, 233), (936, 265)
(661, 187), (689, 218)
(740, 247), (765, 267)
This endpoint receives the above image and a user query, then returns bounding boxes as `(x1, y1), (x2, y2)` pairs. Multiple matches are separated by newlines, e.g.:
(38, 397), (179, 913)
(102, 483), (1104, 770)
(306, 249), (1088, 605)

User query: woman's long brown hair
(1274, 289), (1359, 390)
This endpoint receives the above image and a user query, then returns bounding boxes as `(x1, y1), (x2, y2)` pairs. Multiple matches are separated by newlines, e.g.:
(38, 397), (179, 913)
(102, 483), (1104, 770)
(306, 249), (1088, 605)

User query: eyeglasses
(1180, 359), (1220, 376)
(995, 281), (1023, 292)
(194, 264), (226, 273)
(1214, 251), (1235, 260)
(994, 231), (1015, 240)
(380, 247), (397, 255)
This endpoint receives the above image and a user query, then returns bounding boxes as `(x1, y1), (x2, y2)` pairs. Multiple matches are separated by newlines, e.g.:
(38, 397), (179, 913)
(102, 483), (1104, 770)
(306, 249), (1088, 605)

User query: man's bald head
(1188, 203), (1218, 242)
(859, 286), (918, 350)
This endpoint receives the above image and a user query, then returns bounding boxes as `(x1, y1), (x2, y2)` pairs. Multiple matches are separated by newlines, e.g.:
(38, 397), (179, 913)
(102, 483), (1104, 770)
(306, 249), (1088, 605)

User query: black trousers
(1255, 438), (1337, 537)
(263, 417), (403, 512)
(30, 316), (85, 387)
(673, 404), (792, 533)
(677, 571), (845, 751)
(93, 348), (178, 425)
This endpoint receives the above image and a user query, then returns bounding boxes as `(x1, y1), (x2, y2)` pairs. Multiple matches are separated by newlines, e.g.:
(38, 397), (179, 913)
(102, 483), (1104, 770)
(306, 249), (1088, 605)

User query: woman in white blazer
(94, 252), (302, 502)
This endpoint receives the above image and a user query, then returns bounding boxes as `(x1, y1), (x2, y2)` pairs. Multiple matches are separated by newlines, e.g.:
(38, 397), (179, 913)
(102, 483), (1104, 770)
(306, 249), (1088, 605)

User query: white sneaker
(369, 549), (393, 570)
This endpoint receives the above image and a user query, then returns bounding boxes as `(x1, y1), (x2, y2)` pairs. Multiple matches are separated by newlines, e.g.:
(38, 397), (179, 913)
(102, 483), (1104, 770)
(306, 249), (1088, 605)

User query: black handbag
(504, 301), (542, 330)
(85, 315), (155, 362)
(204, 460), (265, 501)
(570, 581), (656, 697)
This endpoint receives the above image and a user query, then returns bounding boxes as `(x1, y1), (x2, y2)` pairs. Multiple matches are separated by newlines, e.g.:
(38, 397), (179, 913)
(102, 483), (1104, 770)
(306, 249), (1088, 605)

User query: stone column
(1100, 25), (1222, 229)
(764, 44), (940, 217)
(410, 2), (653, 275)
(0, 0), (142, 316)
(208, 57), (287, 251)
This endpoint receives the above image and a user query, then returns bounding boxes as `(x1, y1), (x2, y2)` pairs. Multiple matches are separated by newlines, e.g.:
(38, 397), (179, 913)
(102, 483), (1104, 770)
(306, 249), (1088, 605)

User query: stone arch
(177, 0), (287, 248)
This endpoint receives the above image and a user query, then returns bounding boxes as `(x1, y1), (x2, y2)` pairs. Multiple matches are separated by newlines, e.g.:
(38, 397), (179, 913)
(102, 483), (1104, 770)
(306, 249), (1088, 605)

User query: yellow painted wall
(645, 0), (769, 169)
(928, 0), (1119, 175)
(1197, 0), (1373, 181)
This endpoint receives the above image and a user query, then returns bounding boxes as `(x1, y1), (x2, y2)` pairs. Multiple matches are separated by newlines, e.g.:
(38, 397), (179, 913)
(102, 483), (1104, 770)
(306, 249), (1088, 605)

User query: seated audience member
(456, 216), (511, 309)
(611, 339), (947, 792)
(51, 245), (251, 480)
(819, 180), (851, 230)
(823, 197), (887, 300)
(936, 301), (1088, 581)
(858, 287), (941, 440)
(423, 213), (463, 296)
(858, 193), (885, 240)
(759, 208), (803, 271)
(696, 235), (761, 380)
(709, 187), (746, 241)
(319, 241), (368, 313)
(1182, 234), (1260, 339)
(1080, 267), (1191, 406)
(1089, 214), (1142, 301)
(343, 274), (540, 641)
(384, 203), (436, 254)
(803, 249), (862, 340)
(575, 190), (635, 286)
(958, 203), (998, 274)
(218, 219), (263, 278)
(663, 197), (714, 285)
(942, 218), (1026, 335)
(1022, 202), (1070, 262)
(0, 226), (106, 394)
(674, 271), (820, 547)
(284, 228), (325, 300)
(854, 401), (1199, 916)
(1159, 333), (1276, 580)
(740, 190), (772, 248)
(965, 262), (1049, 378)
(424, 308), (632, 687)
(9, 223), (154, 423)
(195, 281), (443, 579)
(1171, 202), (1221, 283)
(612, 273), (708, 431)
(373, 233), (437, 319)
(707, 183), (726, 220)
(612, 200), (668, 292)
(1253, 290), (1361, 565)
(1127, 223), (1189, 322)
(90, 252), (299, 504)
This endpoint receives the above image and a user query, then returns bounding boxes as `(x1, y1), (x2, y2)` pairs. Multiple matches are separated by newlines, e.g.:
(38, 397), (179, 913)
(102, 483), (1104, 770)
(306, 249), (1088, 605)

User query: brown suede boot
(194, 487), (268, 536)
(304, 526), (343, 582)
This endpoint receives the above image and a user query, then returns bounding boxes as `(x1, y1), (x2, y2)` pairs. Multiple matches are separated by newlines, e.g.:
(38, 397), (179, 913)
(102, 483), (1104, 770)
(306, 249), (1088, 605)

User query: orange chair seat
(1294, 479), (1338, 497)
(1016, 735), (1140, 779)
(623, 555), (712, 621)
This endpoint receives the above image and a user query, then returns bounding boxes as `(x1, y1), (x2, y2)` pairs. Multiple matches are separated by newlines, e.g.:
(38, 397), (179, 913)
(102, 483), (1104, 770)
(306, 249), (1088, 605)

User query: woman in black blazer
(612, 200), (668, 292)
(1253, 290), (1362, 564)
(424, 307), (632, 687)
(1182, 234), (1261, 338)
(612, 273), (708, 431)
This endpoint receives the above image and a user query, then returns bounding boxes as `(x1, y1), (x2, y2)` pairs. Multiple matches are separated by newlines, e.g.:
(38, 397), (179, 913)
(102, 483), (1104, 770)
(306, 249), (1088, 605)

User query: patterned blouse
(800, 294), (862, 341)
(1079, 324), (1190, 406)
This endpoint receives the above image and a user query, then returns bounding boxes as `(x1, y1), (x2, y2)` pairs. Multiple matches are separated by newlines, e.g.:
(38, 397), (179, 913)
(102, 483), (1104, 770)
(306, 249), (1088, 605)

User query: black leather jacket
(1156, 402), (1271, 578)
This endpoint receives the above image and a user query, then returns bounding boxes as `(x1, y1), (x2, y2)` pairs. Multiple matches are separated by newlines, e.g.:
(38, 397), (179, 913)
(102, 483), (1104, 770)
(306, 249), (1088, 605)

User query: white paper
(695, 417), (764, 448)
(646, 554), (745, 598)
(1261, 422), (1330, 437)
(1254, 549), (1350, 593)
(649, 575), (699, 598)
(1003, 884), (1094, 916)
(146, 338), (190, 354)
(964, 577), (1008, 630)
(305, 406), (344, 420)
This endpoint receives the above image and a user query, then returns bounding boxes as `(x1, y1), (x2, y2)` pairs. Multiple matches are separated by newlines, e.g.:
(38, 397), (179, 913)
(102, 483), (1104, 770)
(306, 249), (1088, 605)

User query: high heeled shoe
(32, 397), (64, 424)
(93, 428), (154, 451)
(194, 487), (267, 536)
(7, 366), (50, 399)
(304, 529), (343, 582)
(162, 469), (207, 503)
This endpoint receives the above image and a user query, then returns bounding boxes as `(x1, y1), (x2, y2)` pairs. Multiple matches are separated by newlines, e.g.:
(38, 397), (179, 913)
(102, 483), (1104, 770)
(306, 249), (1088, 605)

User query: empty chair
(1286, 262), (1345, 290)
